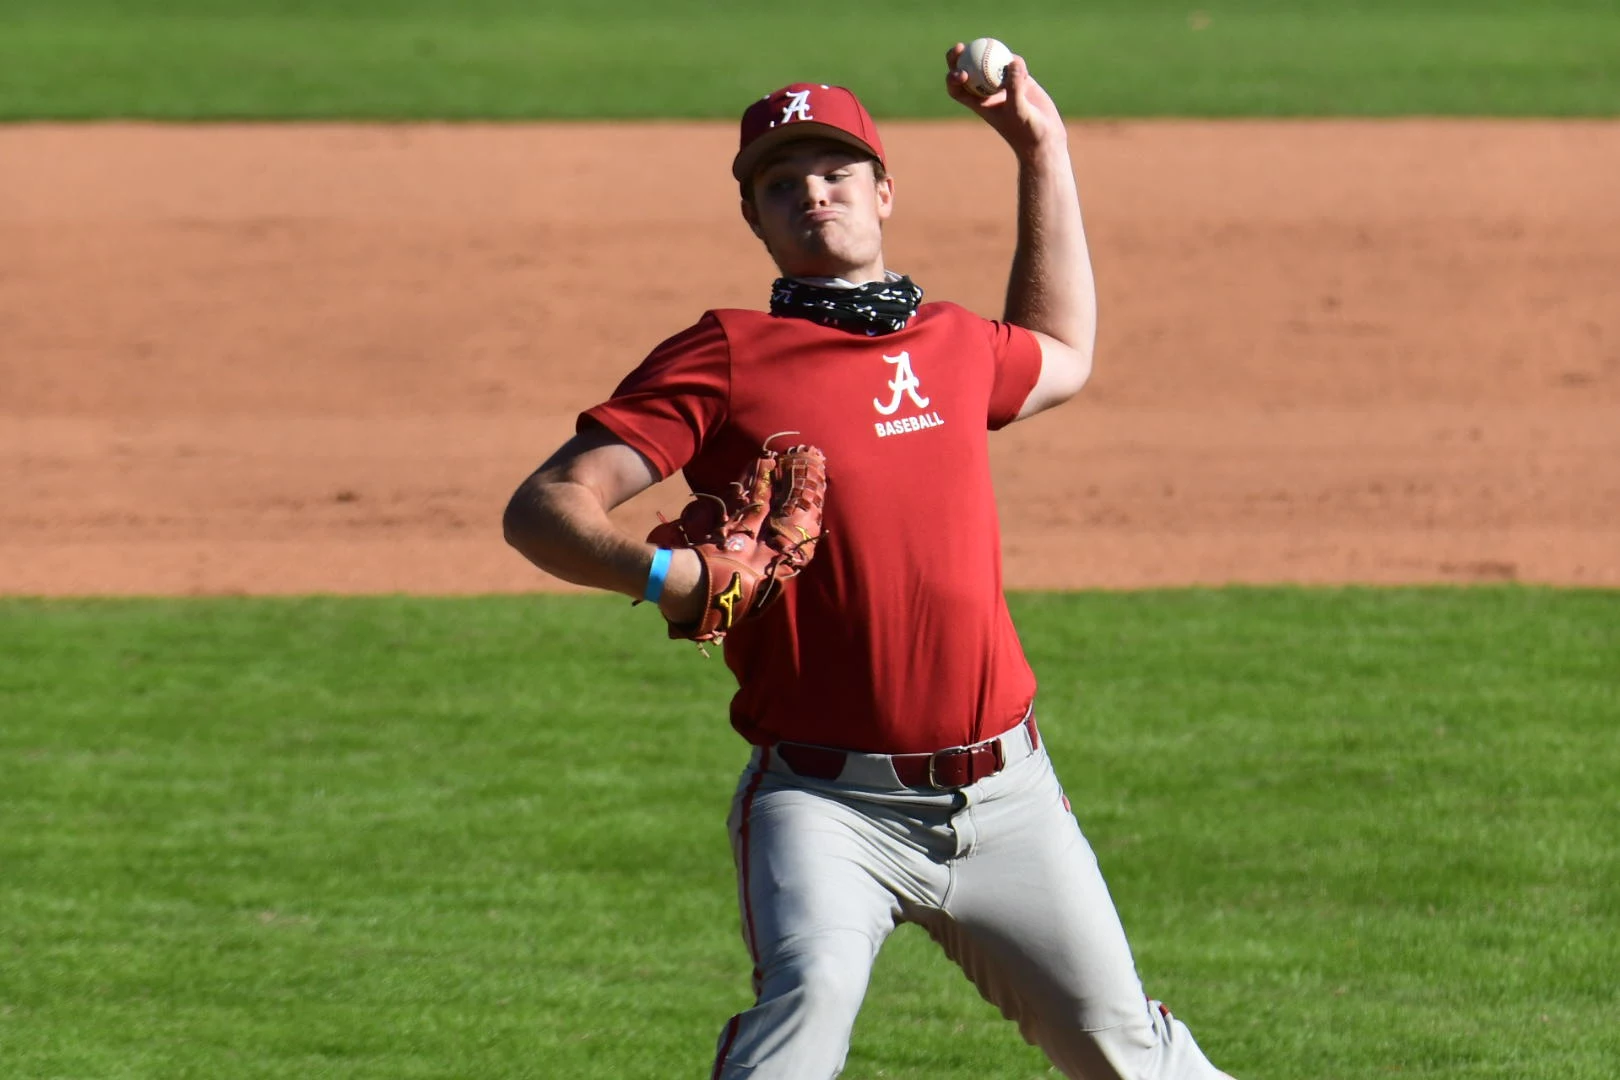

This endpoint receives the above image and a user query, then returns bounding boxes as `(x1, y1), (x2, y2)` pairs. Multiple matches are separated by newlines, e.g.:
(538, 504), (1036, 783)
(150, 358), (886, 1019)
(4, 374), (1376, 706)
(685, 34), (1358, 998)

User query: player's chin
(779, 240), (844, 275)
(789, 256), (864, 280)
(794, 234), (870, 269)
(792, 221), (841, 247)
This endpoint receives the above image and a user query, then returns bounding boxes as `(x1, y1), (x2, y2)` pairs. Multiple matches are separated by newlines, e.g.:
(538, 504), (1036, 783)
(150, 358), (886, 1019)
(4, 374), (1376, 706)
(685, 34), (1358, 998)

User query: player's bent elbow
(1017, 345), (1093, 420)
(501, 486), (541, 553)
(1058, 348), (1094, 401)
(501, 475), (620, 580)
(502, 476), (569, 557)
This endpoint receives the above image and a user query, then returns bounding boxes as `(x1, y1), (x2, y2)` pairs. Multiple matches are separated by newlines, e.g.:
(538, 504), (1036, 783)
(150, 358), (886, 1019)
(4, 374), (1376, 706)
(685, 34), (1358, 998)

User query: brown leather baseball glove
(647, 442), (827, 644)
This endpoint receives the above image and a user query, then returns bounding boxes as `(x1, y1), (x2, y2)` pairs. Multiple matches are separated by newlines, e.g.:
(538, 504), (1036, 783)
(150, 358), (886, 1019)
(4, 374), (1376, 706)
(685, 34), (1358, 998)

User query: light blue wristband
(644, 547), (674, 604)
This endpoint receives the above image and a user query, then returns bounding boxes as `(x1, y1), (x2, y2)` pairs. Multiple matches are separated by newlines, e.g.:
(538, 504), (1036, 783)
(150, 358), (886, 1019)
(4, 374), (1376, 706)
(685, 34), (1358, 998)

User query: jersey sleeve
(577, 312), (731, 479)
(985, 320), (1044, 430)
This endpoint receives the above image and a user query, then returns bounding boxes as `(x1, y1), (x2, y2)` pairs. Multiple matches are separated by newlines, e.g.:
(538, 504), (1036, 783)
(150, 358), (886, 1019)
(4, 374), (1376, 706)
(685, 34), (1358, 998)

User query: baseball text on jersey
(874, 412), (945, 438)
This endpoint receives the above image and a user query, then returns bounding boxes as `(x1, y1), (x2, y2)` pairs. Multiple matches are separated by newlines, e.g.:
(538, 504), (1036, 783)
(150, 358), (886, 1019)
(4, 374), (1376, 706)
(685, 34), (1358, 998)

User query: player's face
(742, 143), (895, 282)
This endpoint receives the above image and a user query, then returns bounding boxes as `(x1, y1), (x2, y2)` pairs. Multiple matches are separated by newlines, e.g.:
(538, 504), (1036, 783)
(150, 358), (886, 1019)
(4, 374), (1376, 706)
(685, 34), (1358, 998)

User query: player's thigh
(729, 773), (912, 956)
(935, 753), (1150, 1034)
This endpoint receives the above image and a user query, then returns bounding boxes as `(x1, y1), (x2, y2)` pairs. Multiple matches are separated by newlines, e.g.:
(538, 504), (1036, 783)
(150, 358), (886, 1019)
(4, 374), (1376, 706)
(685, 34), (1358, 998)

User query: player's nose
(798, 176), (831, 207)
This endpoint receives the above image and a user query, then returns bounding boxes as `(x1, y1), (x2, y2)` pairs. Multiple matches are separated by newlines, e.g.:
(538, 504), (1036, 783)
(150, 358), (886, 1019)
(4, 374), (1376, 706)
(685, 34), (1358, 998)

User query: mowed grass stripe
(0, 2), (1616, 119)
(1, 589), (1615, 1078)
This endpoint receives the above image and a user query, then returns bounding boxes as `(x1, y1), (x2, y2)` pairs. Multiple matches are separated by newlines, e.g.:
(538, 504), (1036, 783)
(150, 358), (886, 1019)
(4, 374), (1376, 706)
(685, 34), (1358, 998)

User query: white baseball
(957, 37), (1014, 97)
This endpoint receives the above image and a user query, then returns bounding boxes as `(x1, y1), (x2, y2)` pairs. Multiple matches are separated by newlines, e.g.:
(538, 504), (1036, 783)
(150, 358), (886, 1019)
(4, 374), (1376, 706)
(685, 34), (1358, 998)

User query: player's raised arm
(946, 40), (1096, 420)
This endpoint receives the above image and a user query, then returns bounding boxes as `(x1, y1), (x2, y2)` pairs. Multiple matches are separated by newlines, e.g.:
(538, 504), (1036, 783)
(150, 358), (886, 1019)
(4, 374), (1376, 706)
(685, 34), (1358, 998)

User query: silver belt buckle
(924, 747), (960, 790)
(925, 738), (1006, 789)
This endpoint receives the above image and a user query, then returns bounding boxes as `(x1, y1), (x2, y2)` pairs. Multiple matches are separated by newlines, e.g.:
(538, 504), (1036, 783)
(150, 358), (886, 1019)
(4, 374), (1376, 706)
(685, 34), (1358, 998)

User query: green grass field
(2, 590), (1616, 1078)
(1, 0), (1616, 119)
(4, 2), (1619, 1076)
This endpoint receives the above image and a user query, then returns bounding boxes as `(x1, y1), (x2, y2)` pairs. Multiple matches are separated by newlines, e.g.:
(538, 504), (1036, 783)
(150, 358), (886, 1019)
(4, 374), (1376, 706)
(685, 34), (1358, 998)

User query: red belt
(773, 714), (1039, 790)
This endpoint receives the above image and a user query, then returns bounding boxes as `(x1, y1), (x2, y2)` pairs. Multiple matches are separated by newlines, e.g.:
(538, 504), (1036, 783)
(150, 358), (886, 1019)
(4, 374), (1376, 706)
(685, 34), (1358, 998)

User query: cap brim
(731, 123), (881, 182)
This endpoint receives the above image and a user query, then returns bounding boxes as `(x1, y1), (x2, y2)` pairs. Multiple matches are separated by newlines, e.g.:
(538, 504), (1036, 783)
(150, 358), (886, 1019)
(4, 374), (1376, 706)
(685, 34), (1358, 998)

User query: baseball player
(503, 44), (1236, 1080)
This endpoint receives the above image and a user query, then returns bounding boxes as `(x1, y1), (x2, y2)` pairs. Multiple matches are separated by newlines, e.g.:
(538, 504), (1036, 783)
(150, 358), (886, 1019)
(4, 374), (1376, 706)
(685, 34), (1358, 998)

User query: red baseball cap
(732, 83), (887, 182)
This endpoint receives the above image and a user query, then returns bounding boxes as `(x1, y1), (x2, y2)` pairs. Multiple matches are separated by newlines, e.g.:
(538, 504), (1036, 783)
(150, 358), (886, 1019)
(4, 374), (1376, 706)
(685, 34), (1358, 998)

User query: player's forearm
(503, 479), (646, 595)
(1004, 138), (1097, 356)
(502, 480), (703, 619)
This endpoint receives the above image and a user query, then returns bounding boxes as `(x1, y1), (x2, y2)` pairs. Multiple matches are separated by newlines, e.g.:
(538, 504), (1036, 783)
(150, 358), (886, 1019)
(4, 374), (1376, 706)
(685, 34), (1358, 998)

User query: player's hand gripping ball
(956, 37), (1014, 97)
(648, 442), (827, 645)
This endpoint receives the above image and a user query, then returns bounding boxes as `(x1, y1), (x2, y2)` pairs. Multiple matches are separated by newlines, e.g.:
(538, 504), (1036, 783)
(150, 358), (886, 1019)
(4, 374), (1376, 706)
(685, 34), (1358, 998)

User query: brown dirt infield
(1, 121), (1616, 595)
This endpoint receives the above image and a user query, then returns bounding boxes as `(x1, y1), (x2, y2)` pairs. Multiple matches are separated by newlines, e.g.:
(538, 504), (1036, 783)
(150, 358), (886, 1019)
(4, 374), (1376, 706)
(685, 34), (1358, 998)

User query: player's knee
(758, 941), (871, 1026)
(794, 953), (869, 1015)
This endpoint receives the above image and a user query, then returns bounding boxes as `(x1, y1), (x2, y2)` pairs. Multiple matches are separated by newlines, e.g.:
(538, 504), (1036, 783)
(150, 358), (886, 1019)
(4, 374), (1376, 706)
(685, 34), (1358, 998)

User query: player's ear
(740, 197), (764, 239)
(875, 172), (895, 222)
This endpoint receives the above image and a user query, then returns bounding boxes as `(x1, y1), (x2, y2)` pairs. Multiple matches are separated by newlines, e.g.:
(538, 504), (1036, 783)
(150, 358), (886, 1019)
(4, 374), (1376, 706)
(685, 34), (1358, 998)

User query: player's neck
(789, 266), (897, 290)
(769, 271), (921, 335)
(776, 251), (889, 288)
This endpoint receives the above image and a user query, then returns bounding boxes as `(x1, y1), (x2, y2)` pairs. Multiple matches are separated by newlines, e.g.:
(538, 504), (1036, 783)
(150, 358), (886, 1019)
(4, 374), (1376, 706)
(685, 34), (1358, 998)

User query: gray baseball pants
(709, 719), (1234, 1079)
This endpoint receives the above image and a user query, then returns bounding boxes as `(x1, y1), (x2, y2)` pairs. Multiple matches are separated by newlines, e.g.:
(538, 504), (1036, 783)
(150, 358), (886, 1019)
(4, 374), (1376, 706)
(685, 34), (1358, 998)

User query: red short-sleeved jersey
(581, 302), (1044, 754)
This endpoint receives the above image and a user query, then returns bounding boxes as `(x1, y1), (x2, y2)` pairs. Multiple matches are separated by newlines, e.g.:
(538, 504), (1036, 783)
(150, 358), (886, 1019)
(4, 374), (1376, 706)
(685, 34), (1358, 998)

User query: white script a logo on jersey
(872, 351), (945, 439)
(781, 89), (814, 124)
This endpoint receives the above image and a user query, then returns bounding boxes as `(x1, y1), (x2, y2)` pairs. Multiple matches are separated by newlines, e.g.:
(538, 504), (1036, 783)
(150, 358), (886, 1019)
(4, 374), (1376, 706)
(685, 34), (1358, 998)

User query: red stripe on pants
(712, 751), (770, 1079)
(709, 1015), (743, 1080)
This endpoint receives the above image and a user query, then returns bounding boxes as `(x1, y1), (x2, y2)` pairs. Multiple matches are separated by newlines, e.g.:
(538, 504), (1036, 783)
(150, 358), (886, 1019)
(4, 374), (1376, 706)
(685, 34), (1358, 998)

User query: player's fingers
(1003, 56), (1044, 113)
(1005, 55), (1029, 92)
(943, 67), (981, 107)
(946, 75), (997, 112)
(945, 42), (966, 67)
